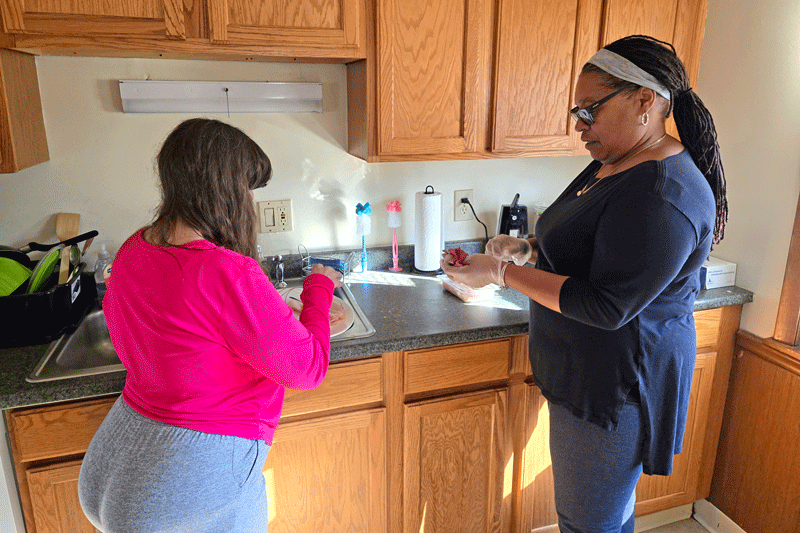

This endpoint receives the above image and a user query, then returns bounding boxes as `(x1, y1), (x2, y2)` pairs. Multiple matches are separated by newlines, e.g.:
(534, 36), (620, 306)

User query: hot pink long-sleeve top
(103, 230), (332, 444)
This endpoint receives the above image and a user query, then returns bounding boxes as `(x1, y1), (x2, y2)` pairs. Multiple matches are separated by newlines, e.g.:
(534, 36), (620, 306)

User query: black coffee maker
(497, 193), (529, 238)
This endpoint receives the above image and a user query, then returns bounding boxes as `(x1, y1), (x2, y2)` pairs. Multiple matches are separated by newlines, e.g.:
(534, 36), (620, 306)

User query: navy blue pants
(549, 401), (645, 533)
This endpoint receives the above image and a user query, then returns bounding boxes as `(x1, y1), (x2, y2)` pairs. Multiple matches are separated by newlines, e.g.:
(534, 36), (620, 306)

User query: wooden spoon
(56, 213), (80, 270)
(58, 246), (71, 284)
(56, 213), (81, 242)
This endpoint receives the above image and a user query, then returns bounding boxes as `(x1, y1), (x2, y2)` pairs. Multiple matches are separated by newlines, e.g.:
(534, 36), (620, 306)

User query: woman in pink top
(78, 118), (342, 533)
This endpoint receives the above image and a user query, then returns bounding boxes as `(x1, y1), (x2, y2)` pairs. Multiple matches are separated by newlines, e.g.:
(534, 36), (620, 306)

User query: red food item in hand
(444, 247), (468, 266)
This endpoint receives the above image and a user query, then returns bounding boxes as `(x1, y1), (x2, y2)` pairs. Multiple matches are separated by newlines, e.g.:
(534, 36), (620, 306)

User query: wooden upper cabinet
(601, 0), (709, 138)
(207, 0), (364, 58)
(491, 0), (602, 156)
(376, 0), (486, 157)
(0, 0), (187, 40)
(0, 48), (48, 174)
(602, 0), (708, 87)
(0, 0), (365, 61)
(349, 0), (709, 161)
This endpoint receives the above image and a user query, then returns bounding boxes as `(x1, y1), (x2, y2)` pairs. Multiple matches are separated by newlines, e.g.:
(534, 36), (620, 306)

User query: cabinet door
(516, 384), (555, 531)
(601, 0), (708, 86)
(263, 408), (386, 533)
(0, 48), (48, 174)
(27, 460), (97, 533)
(635, 351), (716, 515)
(404, 389), (508, 533)
(601, 0), (709, 138)
(491, 0), (603, 156)
(0, 0), (186, 40)
(518, 352), (717, 529)
(377, 0), (487, 157)
(206, 0), (364, 58)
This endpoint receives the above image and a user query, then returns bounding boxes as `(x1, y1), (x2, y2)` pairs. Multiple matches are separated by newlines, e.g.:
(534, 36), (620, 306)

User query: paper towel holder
(413, 185), (444, 275)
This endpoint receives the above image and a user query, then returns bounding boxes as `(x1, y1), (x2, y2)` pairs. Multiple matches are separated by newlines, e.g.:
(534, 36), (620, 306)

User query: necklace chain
(577, 133), (667, 197)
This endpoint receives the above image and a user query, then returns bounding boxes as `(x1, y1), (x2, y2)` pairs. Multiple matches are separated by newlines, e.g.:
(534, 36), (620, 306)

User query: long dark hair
(584, 35), (728, 244)
(150, 118), (272, 258)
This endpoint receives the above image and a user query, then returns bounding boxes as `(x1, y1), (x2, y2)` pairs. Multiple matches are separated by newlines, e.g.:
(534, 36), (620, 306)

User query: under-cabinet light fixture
(118, 80), (322, 113)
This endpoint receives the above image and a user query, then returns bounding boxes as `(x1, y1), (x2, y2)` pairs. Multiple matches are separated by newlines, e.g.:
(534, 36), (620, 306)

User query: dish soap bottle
(94, 244), (112, 286)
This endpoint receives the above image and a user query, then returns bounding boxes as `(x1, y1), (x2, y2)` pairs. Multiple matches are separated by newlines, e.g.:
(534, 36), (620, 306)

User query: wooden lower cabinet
(5, 305), (742, 533)
(403, 389), (508, 533)
(517, 352), (717, 530)
(635, 351), (716, 515)
(263, 408), (386, 532)
(26, 460), (97, 533)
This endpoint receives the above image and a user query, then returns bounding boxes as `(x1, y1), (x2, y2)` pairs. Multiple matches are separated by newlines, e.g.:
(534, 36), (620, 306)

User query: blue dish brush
(355, 202), (372, 272)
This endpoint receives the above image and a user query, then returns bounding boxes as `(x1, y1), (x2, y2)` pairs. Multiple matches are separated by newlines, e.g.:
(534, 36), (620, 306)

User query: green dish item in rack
(27, 245), (63, 294)
(0, 257), (32, 296)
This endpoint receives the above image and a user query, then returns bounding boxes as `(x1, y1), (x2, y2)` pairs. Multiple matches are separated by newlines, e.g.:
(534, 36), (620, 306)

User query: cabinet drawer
(695, 308), (722, 353)
(281, 358), (382, 418)
(7, 396), (116, 463)
(405, 339), (511, 395)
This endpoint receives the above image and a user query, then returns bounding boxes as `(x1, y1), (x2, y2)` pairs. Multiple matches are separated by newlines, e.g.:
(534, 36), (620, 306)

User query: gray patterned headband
(587, 49), (671, 101)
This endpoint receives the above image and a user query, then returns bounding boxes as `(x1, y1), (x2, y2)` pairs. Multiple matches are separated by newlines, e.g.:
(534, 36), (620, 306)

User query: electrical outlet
(258, 199), (293, 233)
(454, 190), (474, 221)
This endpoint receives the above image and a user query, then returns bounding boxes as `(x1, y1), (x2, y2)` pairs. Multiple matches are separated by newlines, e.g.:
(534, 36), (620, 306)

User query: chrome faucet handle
(272, 255), (287, 288)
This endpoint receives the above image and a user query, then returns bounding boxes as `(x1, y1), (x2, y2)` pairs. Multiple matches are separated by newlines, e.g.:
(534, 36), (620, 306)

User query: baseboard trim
(693, 499), (748, 533)
(530, 525), (558, 533)
(529, 500), (745, 533)
(635, 504), (693, 532)
(529, 503), (694, 533)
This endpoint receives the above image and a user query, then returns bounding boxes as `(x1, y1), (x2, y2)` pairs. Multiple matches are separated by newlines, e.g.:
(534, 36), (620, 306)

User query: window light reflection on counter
(118, 80), (322, 114)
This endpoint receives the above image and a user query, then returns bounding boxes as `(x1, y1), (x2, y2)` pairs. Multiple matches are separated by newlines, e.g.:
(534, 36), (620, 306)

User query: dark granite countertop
(0, 270), (753, 411)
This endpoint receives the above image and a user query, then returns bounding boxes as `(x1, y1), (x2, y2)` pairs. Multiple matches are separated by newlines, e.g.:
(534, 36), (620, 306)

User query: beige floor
(645, 519), (710, 533)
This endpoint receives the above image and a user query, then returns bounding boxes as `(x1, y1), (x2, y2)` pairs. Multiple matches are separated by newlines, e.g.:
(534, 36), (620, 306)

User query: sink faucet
(272, 255), (287, 288)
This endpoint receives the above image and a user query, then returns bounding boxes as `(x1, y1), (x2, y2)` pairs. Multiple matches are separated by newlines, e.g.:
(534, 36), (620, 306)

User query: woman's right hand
(485, 235), (534, 266)
(311, 263), (344, 288)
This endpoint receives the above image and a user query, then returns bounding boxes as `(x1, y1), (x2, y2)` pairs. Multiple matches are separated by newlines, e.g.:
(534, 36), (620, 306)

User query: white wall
(0, 1), (798, 531)
(0, 55), (586, 262)
(698, 0), (800, 336)
(1, 0), (796, 338)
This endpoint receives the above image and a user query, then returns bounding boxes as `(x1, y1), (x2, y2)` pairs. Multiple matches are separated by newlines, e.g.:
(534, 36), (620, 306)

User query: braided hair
(584, 35), (728, 244)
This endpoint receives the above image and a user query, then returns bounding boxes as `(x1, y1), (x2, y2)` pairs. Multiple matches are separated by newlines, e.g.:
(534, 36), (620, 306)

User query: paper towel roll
(414, 187), (443, 272)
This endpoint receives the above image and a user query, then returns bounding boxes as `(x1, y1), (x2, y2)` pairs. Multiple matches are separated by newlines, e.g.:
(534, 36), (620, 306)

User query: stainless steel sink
(27, 308), (124, 383)
(283, 278), (377, 342)
(27, 280), (375, 382)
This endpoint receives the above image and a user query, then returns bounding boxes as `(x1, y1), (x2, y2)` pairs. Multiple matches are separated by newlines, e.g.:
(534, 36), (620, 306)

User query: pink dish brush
(387, 201), (402, 272)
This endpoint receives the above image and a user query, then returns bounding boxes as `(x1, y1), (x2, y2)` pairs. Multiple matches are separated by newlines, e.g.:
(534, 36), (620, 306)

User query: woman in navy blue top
(442, 35), (727, 533)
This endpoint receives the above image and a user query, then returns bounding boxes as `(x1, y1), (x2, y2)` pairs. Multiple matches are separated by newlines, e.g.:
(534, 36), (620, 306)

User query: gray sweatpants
(78, 396), (270, 533)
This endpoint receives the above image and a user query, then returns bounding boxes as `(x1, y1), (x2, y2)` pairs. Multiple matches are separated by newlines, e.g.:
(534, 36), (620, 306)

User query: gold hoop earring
(641, 112), (649, 126)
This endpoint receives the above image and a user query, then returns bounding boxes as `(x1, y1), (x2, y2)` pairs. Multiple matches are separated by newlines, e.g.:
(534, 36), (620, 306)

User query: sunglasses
(570, 87), (627, 125)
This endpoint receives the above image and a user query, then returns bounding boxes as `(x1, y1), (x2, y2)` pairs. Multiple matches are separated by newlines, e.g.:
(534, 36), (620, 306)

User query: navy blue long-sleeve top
(530, 150), (715, 476)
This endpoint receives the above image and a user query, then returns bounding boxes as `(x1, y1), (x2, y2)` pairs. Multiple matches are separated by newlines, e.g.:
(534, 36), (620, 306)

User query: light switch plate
(258, 199), (293, 233)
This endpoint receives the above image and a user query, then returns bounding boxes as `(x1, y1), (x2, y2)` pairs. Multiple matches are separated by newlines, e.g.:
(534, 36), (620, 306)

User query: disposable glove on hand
(440, 253), (507, 289)
(485, 234), (532, 266)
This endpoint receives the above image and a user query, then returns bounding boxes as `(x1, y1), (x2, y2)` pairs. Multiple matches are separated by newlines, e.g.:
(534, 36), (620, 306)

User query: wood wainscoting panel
(708, 332), (800, 533)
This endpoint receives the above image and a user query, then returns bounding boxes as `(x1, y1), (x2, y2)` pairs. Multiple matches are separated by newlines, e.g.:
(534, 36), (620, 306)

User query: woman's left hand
(441, 253), (506, 288)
